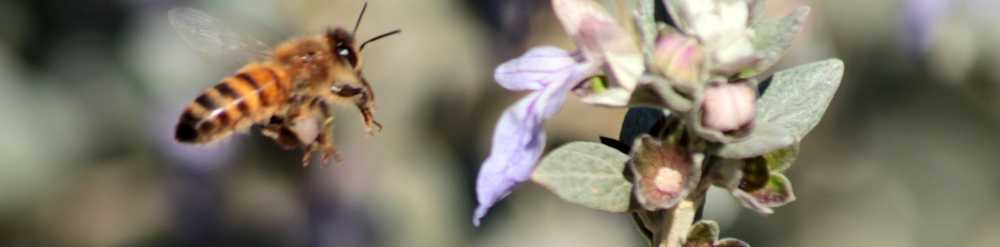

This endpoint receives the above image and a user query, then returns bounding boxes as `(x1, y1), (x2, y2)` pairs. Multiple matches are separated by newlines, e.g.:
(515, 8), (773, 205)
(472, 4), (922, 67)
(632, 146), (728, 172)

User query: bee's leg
(361, 78), (377, 110)
(260, 116), (300, 149)
(358, 106), (382, 136)
(300, 121), (333, 167)
(357, 90), (382, 136)
(269, 105), (321, 167)
(305, 99), (342, 167)
(316, 116), (341, 167)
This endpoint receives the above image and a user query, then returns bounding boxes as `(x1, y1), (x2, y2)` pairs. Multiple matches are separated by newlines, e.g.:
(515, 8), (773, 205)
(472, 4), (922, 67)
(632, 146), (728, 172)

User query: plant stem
(659, 189), (705, 247)
(634, 0), (657, 67)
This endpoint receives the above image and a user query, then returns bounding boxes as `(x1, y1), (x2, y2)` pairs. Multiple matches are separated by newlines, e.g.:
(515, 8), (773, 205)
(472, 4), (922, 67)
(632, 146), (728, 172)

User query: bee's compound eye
(330, 84), (363, 97)
(336, 45), (359, 68)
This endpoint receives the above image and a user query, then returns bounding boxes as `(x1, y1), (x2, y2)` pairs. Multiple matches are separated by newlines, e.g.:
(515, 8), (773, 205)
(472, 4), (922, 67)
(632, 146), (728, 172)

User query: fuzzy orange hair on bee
(168, 3), (400, 166)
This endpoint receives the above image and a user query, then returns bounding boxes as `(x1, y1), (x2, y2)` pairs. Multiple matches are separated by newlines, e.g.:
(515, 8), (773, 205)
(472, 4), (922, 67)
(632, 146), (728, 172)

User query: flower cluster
(473, 3), (840, 243)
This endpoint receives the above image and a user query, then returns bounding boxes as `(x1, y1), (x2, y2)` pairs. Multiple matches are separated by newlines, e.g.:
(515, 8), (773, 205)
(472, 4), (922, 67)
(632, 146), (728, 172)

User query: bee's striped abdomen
(175, 63), (289, 144)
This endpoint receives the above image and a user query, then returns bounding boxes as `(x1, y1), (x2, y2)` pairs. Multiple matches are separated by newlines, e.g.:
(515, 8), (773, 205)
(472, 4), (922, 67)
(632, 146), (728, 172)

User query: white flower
(679, 0), (756, 69)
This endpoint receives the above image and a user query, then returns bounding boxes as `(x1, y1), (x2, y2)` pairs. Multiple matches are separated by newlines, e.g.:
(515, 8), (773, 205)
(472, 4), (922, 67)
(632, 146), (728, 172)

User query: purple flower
(473, 0), (644, 226)
(473, 46), (597, 226)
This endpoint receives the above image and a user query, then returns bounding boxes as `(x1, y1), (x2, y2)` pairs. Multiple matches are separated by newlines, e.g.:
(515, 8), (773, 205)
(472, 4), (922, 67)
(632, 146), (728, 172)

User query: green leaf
(684, 220), (751, 247)
(742, 6), (810, 77)
(664, 0), (690, 33)
(634, 0), (658, 64)
(732, 173), (796, 214)
(714, 122), (796, 159)
(531, 142), (633, 212)
(755, 59), (844, 139)
(747, 0), (768, 25)
(763, 144), (799, 172)
(685, 220), (720, 245)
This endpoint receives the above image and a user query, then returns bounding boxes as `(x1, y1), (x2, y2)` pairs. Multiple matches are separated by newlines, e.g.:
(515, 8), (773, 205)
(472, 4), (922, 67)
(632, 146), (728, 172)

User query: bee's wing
(168, 8), (272, 63)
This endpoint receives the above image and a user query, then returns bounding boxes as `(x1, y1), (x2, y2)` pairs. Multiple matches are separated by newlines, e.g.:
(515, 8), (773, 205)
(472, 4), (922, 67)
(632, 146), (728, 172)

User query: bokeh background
(0, 0), (999, 246)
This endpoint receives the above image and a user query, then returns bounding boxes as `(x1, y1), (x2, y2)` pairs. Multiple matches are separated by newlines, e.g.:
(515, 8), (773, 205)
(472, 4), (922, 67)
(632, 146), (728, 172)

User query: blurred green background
(0, 0), (999, 246)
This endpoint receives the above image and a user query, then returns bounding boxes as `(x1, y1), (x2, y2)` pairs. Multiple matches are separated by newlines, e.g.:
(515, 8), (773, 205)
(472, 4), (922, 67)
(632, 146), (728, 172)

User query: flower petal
(473, 93), (548, 226)
(551, 0), (617, 38)
(577, 17), (643, 91)
(474, 61), (596, 226)
(681, 0), (751, 51)
(494, 46), (579, 91)
(552, 0), (643, 90)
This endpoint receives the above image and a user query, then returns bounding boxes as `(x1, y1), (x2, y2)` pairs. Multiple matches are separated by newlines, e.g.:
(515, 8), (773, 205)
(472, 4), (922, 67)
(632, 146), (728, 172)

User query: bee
(168, 3), (400, 167)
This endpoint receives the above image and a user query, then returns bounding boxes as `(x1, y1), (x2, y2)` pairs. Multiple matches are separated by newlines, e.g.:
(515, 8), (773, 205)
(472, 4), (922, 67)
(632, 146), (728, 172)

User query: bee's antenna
(359, 30), (400, 51)
(353, 2), (368, 36)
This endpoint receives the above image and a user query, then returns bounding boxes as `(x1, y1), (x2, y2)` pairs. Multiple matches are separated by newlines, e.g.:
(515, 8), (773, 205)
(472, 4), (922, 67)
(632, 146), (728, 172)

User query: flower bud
(702, 81), (756, 132)
(654, 33), (704, 83)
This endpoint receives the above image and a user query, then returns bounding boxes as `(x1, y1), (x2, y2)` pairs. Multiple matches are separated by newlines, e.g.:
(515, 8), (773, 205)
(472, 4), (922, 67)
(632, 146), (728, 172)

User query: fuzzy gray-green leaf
(531, 142), (633, 212)
(714, 122), (795, 159)
(747, 0), (768, 25)
(664, 0), (690, 33)
(741, 6), (810, 77)
(755, 59), (844, 139)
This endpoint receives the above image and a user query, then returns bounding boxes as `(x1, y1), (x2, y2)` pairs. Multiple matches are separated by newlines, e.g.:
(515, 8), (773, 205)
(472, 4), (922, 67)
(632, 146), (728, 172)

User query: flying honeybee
(168, 3), (399, 167)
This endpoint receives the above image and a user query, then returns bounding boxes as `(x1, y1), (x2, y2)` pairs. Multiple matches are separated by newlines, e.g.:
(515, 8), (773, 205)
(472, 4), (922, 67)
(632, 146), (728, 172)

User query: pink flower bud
(702, 82), (756, 132)
(654, 33), (704, 83)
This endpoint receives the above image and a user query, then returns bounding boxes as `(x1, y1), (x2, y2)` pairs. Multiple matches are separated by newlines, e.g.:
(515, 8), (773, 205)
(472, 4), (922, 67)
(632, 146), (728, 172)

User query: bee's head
(324, 16), (401, 73)
(319, 3), (398, 109)
(326, 27), (362, 71)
